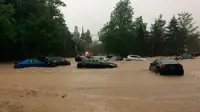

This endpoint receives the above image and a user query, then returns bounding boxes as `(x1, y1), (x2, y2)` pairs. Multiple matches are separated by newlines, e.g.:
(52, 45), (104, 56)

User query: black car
(77, 59), (117, 68)
(149, 58), (184, 75)
(75, 56), (89, 62)
(47, 57), (71, 66)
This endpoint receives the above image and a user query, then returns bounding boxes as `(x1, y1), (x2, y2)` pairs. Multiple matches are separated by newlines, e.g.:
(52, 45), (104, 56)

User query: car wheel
(149, 66), (151, 71)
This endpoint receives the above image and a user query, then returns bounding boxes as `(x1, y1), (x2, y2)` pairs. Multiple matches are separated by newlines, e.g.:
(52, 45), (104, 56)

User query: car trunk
(162, 64), (183, 71)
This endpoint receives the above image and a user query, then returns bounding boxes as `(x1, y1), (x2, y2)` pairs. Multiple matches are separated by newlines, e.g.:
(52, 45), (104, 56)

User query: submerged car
(126, 55), (146, 61)
(77, 59), (117, 68)
(175, 54), (193, 60)
(75, 56), (89, 62)
(14, 58), (57, 69)
(107, 56), (123, 61)
(103, 55), (114, 61)
(103, 55), (123, 61)
(149, 58), (184, 75)
(47, 57), (71, 66)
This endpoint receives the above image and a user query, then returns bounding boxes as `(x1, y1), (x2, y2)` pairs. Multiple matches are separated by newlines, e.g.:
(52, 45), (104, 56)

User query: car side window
(153, 59), (162, 65)
(87, 60), (93, 63)
(28, 60), (34, 63)
(93, 60), (98, 63)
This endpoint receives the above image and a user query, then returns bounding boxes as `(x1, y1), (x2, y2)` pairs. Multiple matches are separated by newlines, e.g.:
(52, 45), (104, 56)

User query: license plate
(169, 66), (175, 69)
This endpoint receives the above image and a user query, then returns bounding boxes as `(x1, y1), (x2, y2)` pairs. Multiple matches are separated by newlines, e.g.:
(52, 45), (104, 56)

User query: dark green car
(77, 59), (117, 68)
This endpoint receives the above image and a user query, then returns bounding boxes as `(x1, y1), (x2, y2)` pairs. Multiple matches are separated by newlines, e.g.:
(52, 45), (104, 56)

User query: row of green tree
(72, 26), (92, 55)
(99, 0), (200, 57)
(0, 0), (78, 61)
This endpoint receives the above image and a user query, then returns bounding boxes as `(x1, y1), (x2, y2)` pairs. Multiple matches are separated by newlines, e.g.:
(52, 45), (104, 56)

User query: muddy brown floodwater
(0, 57), (200, 112)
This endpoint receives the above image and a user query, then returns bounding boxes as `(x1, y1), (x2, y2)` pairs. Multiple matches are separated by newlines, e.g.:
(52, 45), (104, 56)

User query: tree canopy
(1, 0), (200, 60)
(0, 0), (76, 61)
(99, 0), (200, 57)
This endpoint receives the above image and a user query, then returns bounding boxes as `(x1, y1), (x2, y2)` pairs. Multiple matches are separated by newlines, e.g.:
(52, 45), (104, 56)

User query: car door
(33, 59), (44, 67)
(26, 59), (34, 67)
(30, 59), (39, 67)
(85, 60), (93, 68)
(92, 60), (100, 68)
(95, 60), (105, 68)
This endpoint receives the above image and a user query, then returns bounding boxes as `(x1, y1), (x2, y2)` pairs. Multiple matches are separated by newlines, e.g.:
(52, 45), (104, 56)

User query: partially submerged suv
(47, 57), (71, 66)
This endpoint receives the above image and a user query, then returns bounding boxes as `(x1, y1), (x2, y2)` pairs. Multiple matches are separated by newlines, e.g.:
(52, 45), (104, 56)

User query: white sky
(60, 0), (200, 40)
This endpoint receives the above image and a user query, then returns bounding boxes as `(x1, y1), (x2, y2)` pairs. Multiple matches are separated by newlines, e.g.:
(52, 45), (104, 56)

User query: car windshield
(81, 56), (88, 60)
(161, 59), (178, 64)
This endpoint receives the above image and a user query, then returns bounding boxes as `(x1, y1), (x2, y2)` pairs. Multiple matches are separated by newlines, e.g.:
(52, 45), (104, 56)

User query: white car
(126, 55), (146, 61)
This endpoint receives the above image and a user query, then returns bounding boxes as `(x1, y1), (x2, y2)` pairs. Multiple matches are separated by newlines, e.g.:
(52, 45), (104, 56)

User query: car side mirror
(150, 63), (153, 66)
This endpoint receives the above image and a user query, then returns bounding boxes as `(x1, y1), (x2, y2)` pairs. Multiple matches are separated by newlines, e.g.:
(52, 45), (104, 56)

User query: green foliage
(133, 16), (149, 56)
(100, 0), (200, 57)
(1, 0), (200, 60)
(149, 14), (167, 56)
(165, 16), (181, 55)
(99, 0), (135, 56)
(72, 26), (92, 55)
(177, 12), (200, 53)
(90, 41), (104, 56)
(0, 0), (76, 60)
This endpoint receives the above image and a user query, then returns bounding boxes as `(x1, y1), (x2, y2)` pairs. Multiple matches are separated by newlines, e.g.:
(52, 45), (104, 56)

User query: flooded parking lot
(0, 57), (200, 112)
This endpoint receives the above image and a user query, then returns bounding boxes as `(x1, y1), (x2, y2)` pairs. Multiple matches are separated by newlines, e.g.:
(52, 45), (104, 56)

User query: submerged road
(0, 57), (200, 112)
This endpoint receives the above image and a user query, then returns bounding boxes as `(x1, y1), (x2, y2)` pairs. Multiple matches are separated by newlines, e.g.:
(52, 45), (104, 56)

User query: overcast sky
(60, 0), (200, 40)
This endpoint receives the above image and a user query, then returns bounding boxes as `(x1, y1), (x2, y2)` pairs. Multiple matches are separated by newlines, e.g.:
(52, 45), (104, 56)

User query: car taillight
(180, 64), (183, 68)
(160, 64), (165, 68)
